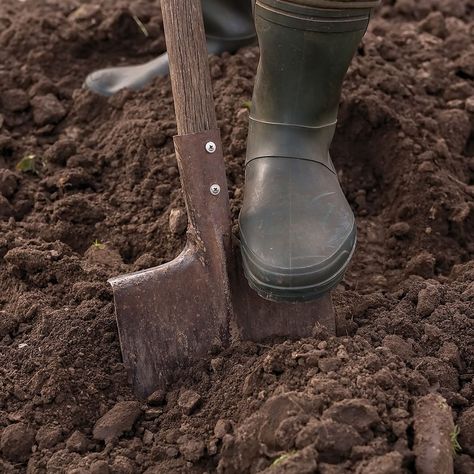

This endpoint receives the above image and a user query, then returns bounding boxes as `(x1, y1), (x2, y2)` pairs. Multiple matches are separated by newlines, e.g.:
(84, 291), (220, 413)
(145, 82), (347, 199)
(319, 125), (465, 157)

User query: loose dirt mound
(0, 0), (473, 473)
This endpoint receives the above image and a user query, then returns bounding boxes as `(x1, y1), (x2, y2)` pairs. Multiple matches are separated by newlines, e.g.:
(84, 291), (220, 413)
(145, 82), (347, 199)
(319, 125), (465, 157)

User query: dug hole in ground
(0, 0), (473, 473)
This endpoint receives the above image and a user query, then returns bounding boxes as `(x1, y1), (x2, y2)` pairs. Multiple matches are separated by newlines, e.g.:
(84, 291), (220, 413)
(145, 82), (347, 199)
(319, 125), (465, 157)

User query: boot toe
(239, 158), (356, 302)
(83, 70), (117, 97)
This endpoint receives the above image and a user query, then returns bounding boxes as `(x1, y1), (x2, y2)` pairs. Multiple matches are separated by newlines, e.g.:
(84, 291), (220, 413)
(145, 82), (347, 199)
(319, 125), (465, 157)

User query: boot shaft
(251, 0), (373, 126)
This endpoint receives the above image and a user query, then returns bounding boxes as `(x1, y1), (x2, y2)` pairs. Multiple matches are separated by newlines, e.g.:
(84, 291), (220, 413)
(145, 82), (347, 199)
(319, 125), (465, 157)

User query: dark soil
(0, 0), (473, 473)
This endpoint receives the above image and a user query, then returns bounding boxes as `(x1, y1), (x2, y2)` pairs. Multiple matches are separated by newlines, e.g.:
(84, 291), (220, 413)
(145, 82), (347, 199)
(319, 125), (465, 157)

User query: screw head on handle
(205, 141), (216, 153)
(210, 184), (221, 196)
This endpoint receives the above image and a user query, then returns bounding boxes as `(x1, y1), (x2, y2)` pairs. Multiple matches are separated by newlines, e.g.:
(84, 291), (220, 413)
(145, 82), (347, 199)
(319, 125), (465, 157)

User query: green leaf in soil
(16, 154), (40, 174)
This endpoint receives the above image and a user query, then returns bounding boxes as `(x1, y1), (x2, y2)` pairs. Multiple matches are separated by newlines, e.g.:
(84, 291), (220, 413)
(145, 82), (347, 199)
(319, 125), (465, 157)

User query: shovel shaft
(161, 0), (217, 135)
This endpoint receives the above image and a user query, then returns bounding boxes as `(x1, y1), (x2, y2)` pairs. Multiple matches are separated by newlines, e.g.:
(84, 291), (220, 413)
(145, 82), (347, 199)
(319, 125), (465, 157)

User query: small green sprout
(450, 425), (462, 455)
(133, 15), (149, 37)
(92, 239), (105, 249)
(271, 451), (296, 467)
(242, 100), (252, 110)
(16, 154), (41, 174)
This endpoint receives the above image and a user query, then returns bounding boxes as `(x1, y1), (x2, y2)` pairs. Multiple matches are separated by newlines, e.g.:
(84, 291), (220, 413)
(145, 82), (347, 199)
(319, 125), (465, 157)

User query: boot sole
(240, 238), (356, 303)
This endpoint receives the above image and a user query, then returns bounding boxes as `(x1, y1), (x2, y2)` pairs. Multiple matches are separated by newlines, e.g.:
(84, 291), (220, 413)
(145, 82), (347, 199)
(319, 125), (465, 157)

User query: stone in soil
(93, 401), (142, 443)
(169, 207), (187, 235)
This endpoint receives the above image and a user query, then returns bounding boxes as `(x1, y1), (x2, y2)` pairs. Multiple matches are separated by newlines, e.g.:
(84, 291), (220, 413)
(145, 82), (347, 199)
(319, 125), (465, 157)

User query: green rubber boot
(84, 0), (255, 96)
(239, 0), (377, 302)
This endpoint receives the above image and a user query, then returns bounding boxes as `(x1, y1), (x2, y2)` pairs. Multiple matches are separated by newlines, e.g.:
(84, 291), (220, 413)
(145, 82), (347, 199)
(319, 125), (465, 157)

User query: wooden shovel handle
(161, 0), (218, 135)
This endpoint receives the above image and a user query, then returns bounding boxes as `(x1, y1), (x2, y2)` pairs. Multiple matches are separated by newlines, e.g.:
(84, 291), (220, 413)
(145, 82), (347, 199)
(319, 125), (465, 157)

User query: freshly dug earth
(0, 0), (473, 473)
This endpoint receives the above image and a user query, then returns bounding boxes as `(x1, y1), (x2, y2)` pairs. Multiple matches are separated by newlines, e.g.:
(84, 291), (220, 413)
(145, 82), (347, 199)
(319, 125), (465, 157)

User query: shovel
(109, 0), (336, 399)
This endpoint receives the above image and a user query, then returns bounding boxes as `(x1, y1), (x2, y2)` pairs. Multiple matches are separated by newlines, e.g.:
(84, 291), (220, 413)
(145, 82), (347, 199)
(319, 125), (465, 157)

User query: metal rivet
(210, 184), (221, 196)
(205, 141), (216, 154)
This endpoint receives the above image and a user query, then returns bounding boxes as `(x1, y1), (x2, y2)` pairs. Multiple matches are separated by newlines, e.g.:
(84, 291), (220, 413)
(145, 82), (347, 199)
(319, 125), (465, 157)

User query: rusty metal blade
(230, 242), (336, 340)
(109, 244), (229, 399)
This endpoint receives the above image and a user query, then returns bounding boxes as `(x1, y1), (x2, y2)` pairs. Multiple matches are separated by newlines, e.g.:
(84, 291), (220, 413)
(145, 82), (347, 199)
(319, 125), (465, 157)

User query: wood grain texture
(161, 0), (217, 135)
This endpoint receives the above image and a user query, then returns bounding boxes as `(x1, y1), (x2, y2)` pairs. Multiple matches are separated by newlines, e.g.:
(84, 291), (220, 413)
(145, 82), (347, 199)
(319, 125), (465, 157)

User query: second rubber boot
(84, 0), (256, 96)
(239, 0), (377, 302)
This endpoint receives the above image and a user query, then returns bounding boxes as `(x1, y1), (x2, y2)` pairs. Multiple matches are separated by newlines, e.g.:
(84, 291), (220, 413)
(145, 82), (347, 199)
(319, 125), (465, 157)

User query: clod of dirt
(30, 93), (67, 126)
(438, 342), (462, 369)
(458, 406), (474, 456)
(178, 389), (202, 415)
(177, 434), (206, 462)
(418, 11), (447, 38)
(416, 283), (441, 317)
(416, 357), (459, 391)
(44, 139), (77, 165)
(303, 419), (363, 463)
(0, 195), (14, 219)
(356, 451), (403, 474)
(46, 449), (81, 473)
(92, 401), (142, 443)
(388, 221), (411, 238)
(382, 334), (414, 360)
(1, 88), (29, 112)
(0, 169), (18, 198)
(466, 96), (474, 113)
(437, 109), (471, 154)
(169, 208), (187, 235)
(0, 423), (36, 462)
(147, 389), (166, 406)
(413, 393), (454, 474)
(405, 251), (436, 278)
(318, 356), (341, 373)
(455, 454), (474, 474)
(90, 460), (110, 474)
(111, 455), (136, 474)
(84, 243), (124, 269)
(53, 194), (105, 224)
(456, 51), (474, 79)
(57, 168), (95, 190)
(35, 425), (64, 450)
(214, 419), (233, 439)
(322, 398), (380, 434)
(66, 430), (89, 454)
